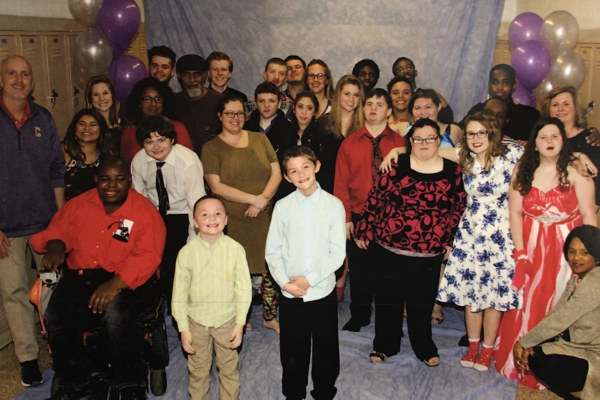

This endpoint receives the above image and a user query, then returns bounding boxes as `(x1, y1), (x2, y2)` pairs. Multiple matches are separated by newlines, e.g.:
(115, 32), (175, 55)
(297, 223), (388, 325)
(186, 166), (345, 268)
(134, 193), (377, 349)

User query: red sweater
(31, 188), (166, 289)
(120, 119), (194, 164)
(334, 125), (406, 222)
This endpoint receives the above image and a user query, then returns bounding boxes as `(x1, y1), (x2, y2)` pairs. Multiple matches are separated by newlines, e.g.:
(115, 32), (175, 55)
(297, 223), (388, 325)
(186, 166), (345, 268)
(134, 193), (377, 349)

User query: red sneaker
(460, 340), (480, 368)
(474, 345), (493, 371)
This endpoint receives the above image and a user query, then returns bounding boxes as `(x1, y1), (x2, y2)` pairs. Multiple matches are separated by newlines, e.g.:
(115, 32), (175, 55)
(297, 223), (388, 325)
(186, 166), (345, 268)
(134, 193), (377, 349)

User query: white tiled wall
(0, 0), (145, 21)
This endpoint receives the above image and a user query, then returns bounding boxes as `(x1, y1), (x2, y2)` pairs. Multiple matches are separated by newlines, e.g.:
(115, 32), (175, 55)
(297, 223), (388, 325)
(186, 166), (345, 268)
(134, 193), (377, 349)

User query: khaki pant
(188, 316), (240, 400)
(0, 236), (42, 362)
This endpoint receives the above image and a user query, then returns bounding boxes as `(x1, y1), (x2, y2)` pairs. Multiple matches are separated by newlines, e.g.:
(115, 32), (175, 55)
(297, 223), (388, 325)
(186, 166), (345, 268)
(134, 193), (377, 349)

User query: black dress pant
(160, 213), (189, 303)
(346, 212), (374, 324)
(46, 268), (159, 390)
(279, 289), (339, 400)
(528, 346), (588, 399)
(371, 243), (441, 361)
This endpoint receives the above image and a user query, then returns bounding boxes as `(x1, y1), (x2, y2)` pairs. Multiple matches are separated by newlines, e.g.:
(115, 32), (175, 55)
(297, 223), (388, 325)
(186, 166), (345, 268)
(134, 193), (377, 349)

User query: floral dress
(437, 141), (523, 312)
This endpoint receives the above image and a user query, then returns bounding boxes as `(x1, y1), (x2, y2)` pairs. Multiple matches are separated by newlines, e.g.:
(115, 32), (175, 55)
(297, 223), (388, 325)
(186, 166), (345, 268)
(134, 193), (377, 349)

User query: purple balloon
(97, 0), (141, 48)
(512, 82), (533, 107)
(509, 12), (544, 49)
(108, 55), (148, 103)
(511, 40), (551, 90)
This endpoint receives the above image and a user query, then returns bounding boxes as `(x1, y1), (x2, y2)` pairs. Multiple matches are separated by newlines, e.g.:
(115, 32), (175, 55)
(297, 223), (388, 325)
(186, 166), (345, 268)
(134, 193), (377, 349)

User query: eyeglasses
(307, 73), (326, 81)
(142, 96), (164, 104)
(181, 71), (203, 80)
(222, 111), (245, 119)
(411, 136), (439, 144)
(466, 130), (489, 140)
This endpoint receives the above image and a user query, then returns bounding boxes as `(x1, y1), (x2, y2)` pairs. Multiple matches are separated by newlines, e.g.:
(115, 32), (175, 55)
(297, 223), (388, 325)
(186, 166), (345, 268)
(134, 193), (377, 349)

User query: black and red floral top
(354, 154), (466, 255)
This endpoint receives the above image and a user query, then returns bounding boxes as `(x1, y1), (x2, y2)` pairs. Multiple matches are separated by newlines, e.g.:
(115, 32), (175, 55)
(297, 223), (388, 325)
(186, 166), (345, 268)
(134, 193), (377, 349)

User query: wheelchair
(30, 271), (170, 397)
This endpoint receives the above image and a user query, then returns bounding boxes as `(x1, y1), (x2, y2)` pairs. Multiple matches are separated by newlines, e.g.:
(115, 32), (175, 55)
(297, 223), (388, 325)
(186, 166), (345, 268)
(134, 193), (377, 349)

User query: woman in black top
(85, 76), (122, 152)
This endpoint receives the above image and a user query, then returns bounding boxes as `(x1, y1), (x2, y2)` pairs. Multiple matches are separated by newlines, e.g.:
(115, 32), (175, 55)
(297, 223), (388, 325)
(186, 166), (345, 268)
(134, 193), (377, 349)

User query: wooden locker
(574, 44), (593, 107)
(44, 35), (73, 137)
(493, 40), (512, 67)
(68, 34), (85, 114)
(18, 35), (49, 109)
(587, 45), (600, 130)
(0, 35), (18, 65)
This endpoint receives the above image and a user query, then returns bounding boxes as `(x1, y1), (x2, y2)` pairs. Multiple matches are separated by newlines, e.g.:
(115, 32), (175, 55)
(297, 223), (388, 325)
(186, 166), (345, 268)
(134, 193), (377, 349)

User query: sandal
(369, 350), (387, 364)
(424, 357), (440, 367)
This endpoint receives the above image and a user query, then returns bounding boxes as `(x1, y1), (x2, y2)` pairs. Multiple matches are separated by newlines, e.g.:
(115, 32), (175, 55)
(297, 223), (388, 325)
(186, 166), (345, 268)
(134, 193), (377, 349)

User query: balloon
(68, 0), (103, 28)
(512, 82), (533, 107)
(74, 30), (113, 77)
(107, 55), (147, 103)
(511, 40), (551, 89)
(541, 11), (579, 57)
(533, 77), (554, 105)
(548, 50), (586, 90)
(509, 12), (544, 49)
(96, 0), (141, 48)
(73, 63), (93, 89)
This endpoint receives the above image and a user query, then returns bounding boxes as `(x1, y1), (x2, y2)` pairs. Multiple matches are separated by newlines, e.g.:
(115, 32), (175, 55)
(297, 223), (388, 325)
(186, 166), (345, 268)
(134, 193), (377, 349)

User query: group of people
(1, 42), (600, 400)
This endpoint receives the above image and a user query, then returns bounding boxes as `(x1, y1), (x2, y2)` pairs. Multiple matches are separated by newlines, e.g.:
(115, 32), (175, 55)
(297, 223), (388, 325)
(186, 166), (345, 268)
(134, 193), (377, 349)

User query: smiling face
(535, 124), (563, 158)
(390, 81), (412, 113)
(75, 114), (101, 144)
(567, 237), (597, 278)
(339, 83), (360, 113)
(412, 97), (440, 122)
(141, 87), (163, 116)
(149, 56), (174, 83)
(256, 93), (279, 119)
(306, 64), (328, 95)
(410, 126), (440, 160)
(286, 59), (305, 85)
(0, 56), (34, 102)
(393, 60), (417, 82)
(284, 155), (321, 196)
(488, 69), (515, 101)
(549, 92), (576, 128)
(294, 97), (316, 129)
(363, 95), (391, 126)
(357, 66), (377, 91)
(219, 100), (245, 134)
(142, 131), (174, 161)
(90, 83), (113, 113)
(263, 63), (287, 89)
(193, 198), (228, 238)
(465, 121), (490, 156)
(95, 164), (130, 209)
(208, 59), (232, 90)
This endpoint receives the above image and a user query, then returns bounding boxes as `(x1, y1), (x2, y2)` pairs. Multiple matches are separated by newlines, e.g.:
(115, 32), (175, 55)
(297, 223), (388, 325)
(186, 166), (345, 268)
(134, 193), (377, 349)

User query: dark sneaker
(342, 318), (370, 332)
(20, 359), (43, 387)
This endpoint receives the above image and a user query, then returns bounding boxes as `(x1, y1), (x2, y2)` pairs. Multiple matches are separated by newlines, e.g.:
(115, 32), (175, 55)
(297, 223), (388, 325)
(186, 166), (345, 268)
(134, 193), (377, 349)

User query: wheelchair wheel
(150, 368), (167, 396)
(149, 316), (169, 368)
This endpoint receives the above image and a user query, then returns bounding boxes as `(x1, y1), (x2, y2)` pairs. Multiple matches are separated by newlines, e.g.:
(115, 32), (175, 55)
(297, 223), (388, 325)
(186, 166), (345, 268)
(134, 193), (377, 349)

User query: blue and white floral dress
(437, 140), (523, 312)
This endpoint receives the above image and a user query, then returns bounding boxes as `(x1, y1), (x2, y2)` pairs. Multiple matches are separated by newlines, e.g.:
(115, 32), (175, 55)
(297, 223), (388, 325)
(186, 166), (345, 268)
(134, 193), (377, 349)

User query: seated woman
(386, 76), (413, 133)
(354, 118), (466, 366)
(62, 108), (117, 201)
(514, 225), (600, 400)
(120, 77), (194, 164)
(305, 59), (334, 126)
(85, 75), (122, 152)
(395, 89), (462, 149)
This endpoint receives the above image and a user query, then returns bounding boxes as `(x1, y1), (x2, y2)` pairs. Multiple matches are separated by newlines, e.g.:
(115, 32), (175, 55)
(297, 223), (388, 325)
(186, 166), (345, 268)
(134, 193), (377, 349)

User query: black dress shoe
(458, 333), (469, 347)
(342, 318), (370, 332)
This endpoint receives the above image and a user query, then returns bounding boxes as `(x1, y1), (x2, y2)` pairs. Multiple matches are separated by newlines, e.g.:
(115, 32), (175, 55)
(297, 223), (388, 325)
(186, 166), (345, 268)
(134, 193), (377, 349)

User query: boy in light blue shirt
(266, 146), (346, 400)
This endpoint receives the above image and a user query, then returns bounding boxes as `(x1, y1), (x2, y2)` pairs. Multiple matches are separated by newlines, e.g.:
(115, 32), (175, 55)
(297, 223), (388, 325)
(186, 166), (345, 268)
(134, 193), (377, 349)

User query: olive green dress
(201, 131), (278, 274)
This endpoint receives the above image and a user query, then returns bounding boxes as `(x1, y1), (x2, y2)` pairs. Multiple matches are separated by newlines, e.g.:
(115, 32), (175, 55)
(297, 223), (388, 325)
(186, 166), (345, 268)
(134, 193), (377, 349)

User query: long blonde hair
(326, 75), (365, 139)
(540, 85), (588, 129)
(459, 111), (507, 173)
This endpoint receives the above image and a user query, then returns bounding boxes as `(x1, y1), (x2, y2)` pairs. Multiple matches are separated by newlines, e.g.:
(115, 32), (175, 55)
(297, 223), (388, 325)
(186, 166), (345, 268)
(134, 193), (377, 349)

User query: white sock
(482, 343), (493, 349)
(468, 337), (480, 343)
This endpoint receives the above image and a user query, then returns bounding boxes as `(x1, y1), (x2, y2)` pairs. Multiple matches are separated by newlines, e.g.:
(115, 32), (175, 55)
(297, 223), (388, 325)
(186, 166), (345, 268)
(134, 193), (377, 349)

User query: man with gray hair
(0, 54), (65, 387)
(174, 54), (222, 154)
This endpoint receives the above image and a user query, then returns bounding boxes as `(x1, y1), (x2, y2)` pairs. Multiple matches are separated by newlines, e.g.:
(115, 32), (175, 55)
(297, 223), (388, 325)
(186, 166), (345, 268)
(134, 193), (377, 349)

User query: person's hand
(380, 149), (401, 173)
(283, 282), (307, 297)
(513, 341), (534, 377)
(290, 275), (309, 291)
(41, 239), (66, 271)
(0, 230), (10, 259)
(585, 127), (600, 146)
(345, 222), (354, 241)
(571, 153), (597, 177)
(354, 239), (369, 250)
(230, 324), (244, 349)
(181, 330), (196, 354)
(252, 195), (269, 210)
(244, 204), (262, 218)
(516, 140), (528, 147)
(88, 275), (127, 314)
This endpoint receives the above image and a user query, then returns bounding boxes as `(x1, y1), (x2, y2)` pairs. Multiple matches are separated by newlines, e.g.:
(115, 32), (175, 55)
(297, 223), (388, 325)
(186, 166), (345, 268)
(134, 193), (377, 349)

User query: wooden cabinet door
(0, 35), (18, 65)
(19, 35), (48, 108)
(44, 35), (73, 137)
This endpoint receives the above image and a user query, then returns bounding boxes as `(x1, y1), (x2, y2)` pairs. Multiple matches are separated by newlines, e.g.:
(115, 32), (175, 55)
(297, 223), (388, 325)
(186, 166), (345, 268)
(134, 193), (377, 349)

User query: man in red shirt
(334, 88), (406, 332)
(31, 156), (166, 400)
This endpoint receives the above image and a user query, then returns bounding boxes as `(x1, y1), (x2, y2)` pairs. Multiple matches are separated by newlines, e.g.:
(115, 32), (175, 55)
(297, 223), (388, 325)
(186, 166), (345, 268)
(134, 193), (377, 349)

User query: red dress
(494, 185), (582, 389)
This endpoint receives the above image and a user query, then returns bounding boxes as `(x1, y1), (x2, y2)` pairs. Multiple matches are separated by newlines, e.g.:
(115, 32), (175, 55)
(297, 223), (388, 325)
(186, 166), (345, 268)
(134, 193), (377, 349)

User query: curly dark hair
(460, 111), (507, 173)
(513, 117), (572, 195)
(125, 77), (175, 125)
(62, 108), (117, 162)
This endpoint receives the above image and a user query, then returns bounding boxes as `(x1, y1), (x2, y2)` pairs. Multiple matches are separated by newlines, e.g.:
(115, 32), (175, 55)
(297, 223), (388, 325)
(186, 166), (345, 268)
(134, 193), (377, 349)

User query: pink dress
(494, 185), (582, 389)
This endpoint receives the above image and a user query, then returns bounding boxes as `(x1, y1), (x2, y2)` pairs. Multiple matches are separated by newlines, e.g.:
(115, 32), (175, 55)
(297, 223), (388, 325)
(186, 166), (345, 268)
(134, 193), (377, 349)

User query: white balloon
(549, 50), (586, 90)
(68, 0), (103, 28)
(74, 30), (113, 78)
(541, 10), (579, 57)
